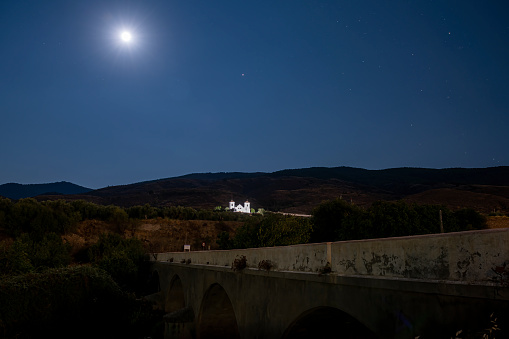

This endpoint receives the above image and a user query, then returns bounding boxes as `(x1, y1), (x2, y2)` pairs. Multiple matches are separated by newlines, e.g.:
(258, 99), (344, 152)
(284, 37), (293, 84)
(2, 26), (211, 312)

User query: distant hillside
(180, 166), (509, 189)
(35, 166), (509, 215)
(0, 182), (92, 200)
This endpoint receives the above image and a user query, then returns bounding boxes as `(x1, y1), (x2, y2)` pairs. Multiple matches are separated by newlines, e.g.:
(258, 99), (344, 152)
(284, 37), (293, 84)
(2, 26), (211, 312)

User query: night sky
(1, 1), (508, 189)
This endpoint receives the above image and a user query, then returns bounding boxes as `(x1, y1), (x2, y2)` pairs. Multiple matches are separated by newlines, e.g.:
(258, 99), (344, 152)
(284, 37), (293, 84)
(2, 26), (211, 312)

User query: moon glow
(120, 31), (132, 42)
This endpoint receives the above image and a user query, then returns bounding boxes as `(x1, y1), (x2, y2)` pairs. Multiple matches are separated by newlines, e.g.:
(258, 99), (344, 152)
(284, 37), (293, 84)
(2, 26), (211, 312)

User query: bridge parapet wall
(152, 228), (509, 284)
(152, 242), (329, 272)
(332, 228), (509, 283)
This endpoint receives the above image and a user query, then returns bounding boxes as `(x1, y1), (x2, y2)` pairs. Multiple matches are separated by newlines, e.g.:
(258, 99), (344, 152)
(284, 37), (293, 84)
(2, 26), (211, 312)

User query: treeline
(0, 197), (250, 239)
(0, 198), (150, 291)
(217, 199), (487, 249)
(311, 199), (486, 242)
(124, 203), (251, 221)
(0, 197), (253, 279)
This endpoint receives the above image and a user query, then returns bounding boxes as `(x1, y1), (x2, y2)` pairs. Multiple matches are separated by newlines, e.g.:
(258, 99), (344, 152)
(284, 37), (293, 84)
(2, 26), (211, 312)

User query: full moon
(120, 31), (132, 42)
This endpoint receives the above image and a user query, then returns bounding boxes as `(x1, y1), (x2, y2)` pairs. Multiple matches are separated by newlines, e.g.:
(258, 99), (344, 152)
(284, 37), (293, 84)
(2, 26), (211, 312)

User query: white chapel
(229, 200), (251, 213)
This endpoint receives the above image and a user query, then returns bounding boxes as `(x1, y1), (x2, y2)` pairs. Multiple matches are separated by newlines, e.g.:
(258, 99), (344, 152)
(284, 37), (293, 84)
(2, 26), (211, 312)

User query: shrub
(31, 233), (71, 269)
(310, 199), (488, 242)
(88, 233), (148, 292)
(216, 231), (233, 250)
(258, 260), (274, 271)
(454, 208), (487, 230)
(257, 213), (312, 247)
(232, 218), (263, 249)
(0, 233), (71, 275)
(0, 266), (125, 339)
(232, 255), (247, 271)
(1, 198), (80, 238)
(311, 198), (358, 242)
(0, 238), (33, 275)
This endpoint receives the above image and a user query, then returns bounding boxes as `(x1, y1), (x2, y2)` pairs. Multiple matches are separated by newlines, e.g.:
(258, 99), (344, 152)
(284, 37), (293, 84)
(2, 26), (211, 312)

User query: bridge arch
(165, 274), (186, 313)
(282, 306), (378, 339)
(197, 283), (240, 339)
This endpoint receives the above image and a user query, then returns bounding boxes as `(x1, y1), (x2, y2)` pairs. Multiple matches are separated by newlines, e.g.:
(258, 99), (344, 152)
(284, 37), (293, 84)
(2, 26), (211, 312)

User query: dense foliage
(218, 198), (488, 249)
(0, 198), (80, 239)
(88, 233), (149, 293)
(0, 232), (71, 275)
(0, 198), (252, 237)
(311, 198), (487, 242)
(0, 266), (163, 339)
(217, 213), (313, 249)
(124, 203), (253, 222)
(0, 198), (164, 338)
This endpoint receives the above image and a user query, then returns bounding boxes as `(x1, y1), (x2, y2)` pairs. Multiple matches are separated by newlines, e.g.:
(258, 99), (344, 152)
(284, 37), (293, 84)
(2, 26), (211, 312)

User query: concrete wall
(152, 228), (509, 285)
(332, 228), (509, 283)
(152, 242), (330, 273)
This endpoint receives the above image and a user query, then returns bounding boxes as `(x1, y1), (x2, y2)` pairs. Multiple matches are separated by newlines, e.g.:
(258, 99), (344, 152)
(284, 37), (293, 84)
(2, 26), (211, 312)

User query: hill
(0, 182), (92, 200)
(35, 166), (509, 215)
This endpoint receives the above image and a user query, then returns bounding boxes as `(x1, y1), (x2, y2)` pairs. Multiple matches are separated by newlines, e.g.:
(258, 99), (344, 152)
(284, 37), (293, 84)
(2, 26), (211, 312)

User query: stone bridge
(145, 228), (509, 338)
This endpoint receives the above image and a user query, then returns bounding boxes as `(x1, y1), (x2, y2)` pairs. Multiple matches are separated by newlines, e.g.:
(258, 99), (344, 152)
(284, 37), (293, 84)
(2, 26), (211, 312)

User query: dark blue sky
(1, 1), (508, 189)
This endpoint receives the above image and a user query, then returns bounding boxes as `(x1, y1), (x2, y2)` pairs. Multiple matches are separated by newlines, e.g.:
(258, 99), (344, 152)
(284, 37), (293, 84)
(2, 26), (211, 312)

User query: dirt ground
(486, 216), (509, 229)
(63, 218), (244, 257)
(130, 218), (243, 253)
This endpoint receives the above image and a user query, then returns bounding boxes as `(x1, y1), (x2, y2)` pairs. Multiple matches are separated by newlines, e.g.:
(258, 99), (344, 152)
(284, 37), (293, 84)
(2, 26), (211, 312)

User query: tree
(43, 199), (81, 234)
(339, 207), (373, 240)
(257, 214), (312, 247)
(367, 201), (419, 238)
(28, 232), (72, 269)
(454, 208), (487, 231)
(0, 197), (13, 230)
(216, 231), (233, 250)
(0, 238), (33, 275)
(412, 204), (452, 234)
(311, 198), (358, 242)
(88, 233), (148, 292)
(231, 217), (262, 249)
(106, 206), (129, 233)
(71, 200), (95, 220)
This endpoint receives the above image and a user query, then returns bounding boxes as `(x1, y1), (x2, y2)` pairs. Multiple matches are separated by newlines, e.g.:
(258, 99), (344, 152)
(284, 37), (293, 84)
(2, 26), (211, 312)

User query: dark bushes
(219, 199), (489, 250)
(1, 198), (80, 238)
(217, 213), (312, 250)
(0, 266), (125, 339)
(0, 198), (252, 237)
(0, 232), (71, 275)
(311, 199), (487, 242)
(88, 233), (149, 293)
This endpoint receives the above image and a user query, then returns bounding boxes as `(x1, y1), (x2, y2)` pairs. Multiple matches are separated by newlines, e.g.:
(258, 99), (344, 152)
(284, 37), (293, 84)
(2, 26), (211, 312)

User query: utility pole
(439, 210), (444, 233)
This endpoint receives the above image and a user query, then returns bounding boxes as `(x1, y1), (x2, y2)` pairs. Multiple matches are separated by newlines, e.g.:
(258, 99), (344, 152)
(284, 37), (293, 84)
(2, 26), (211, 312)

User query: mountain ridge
(27, 166), (509, 215)
(0, 181), (92, 200)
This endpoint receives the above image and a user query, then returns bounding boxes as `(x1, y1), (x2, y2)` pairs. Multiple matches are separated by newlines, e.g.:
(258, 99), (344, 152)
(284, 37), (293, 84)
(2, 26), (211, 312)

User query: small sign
(184, 245), (191, 252)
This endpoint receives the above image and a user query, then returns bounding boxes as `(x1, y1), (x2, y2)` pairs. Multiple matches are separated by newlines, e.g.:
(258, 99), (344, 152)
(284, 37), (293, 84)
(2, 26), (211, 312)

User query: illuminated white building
(229, 200), (251, 213)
